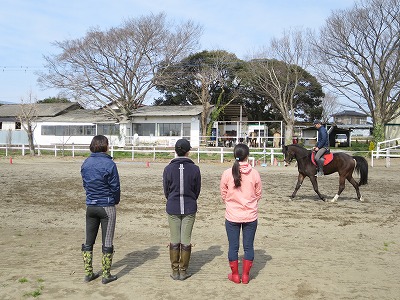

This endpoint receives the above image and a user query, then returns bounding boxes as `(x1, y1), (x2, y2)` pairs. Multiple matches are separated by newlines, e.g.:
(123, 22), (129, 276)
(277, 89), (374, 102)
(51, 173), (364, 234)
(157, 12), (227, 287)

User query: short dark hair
(89, 135), (109, 153)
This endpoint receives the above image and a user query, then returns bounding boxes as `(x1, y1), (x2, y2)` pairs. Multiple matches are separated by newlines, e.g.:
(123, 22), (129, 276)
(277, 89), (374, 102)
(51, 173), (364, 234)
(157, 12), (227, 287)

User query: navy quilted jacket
(81, 152), (120, 206)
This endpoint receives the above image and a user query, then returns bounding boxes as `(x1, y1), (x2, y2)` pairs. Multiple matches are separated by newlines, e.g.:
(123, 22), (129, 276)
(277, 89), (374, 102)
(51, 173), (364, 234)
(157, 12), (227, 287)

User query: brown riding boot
(179, 244), (192, 280)
(169, 243), (180, 280)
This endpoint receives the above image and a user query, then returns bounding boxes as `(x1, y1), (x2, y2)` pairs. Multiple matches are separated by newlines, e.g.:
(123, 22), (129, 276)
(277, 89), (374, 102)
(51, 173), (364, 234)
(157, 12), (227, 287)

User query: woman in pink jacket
(220, 143), (262, 284)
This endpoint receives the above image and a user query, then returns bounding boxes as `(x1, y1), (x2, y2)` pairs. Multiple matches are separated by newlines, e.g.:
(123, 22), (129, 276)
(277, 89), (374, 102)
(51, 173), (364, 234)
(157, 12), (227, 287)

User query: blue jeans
(225, 219), (258, 261)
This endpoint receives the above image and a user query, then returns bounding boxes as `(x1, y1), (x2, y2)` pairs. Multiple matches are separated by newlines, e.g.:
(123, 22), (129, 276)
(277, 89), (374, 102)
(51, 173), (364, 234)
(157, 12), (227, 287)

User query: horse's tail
(353, 156), (368, 186)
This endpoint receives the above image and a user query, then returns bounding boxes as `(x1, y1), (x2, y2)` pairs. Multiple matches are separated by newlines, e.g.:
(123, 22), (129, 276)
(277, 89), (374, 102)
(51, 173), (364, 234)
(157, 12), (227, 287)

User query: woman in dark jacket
(163, 139), (201, 280)
(81, 135), (120, 284)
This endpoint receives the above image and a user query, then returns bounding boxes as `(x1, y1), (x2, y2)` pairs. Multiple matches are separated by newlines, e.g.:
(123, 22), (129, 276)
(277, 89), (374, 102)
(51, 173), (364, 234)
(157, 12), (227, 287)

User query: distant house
(0, 103), (212, 148)
(0, 103), (82, 145)
(35, 108), (122, 146)
(332, 110), (372, 137)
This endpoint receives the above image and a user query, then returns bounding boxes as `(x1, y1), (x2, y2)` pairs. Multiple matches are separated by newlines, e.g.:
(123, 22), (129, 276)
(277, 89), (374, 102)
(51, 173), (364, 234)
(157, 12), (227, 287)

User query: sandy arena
(0, 155), (399, 299)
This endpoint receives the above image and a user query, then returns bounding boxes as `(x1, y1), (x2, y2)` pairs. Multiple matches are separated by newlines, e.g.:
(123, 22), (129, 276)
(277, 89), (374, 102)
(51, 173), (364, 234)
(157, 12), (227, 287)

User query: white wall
(33, 122), (125, 147)
(130, 115), (201, 147)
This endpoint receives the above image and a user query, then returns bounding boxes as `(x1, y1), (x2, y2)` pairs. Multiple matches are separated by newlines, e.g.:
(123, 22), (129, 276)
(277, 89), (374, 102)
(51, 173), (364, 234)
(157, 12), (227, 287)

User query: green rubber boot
(101, 245), (117, 284)
(82, 244), (100, 282)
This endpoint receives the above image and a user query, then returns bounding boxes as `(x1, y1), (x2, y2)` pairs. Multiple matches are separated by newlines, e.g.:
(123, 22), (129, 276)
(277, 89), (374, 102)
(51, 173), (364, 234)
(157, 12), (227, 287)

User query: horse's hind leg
(347, 176), (363, 201)
(310, 176), (325, 201)
(291, 173), (305, 199)
(331, 176), (346, 202)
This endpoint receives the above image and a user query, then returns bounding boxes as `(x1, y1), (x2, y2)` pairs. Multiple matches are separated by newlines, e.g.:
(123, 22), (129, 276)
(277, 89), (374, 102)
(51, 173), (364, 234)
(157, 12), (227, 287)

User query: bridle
(283, 146), (309, 166)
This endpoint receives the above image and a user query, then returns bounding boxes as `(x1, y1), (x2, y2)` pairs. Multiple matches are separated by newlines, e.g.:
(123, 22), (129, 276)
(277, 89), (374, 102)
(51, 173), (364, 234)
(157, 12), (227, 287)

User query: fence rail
(370, 137), (400, 167)
(0, 144), (283, 165)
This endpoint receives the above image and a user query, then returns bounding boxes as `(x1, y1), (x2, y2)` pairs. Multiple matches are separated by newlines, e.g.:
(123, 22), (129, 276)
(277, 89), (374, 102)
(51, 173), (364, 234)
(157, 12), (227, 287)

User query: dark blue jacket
(316, 125), (329, 149)
(81, 152), (120, 206)
(163, 157), (201, 215)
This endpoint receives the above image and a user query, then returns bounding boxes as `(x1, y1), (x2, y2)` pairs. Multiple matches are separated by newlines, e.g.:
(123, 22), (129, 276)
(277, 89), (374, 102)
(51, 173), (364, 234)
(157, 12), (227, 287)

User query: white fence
(0, 144), (283, 165)
(371, 138), (400, 167)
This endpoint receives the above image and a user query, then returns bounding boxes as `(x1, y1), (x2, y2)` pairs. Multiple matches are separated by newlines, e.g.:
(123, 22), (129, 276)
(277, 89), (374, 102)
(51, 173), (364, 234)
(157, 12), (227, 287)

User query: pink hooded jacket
(220, 162), (262, 223)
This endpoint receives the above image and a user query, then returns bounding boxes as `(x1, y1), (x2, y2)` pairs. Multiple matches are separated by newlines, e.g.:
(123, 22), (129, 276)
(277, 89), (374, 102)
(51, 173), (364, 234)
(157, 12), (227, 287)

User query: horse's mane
(287, 144), (310, 151)
(285, 144), (311, 157)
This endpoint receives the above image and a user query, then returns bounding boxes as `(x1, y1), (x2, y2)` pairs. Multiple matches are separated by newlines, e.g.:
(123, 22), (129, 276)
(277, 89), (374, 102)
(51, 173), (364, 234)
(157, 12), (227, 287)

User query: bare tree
(191, 53), (241, 140)
(311, 0), (400, 142)
(321, 92), (340, 123)
(18, 92), (38, 156)
(248, 29), (313, 145)
(38, 13), (202, 121)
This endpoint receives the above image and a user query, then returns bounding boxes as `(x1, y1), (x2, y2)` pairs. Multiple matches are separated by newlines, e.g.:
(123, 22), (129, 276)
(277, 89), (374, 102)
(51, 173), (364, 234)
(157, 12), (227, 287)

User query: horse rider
(313, 120), (329, 177)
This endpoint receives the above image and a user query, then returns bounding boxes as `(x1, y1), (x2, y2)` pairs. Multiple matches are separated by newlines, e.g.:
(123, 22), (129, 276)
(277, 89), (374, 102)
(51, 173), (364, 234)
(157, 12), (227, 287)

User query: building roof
(130, 105), (206, 117)
(0, 103), (80, 118)
(40, 109), (118, 123)
(333, 110), (367, 117)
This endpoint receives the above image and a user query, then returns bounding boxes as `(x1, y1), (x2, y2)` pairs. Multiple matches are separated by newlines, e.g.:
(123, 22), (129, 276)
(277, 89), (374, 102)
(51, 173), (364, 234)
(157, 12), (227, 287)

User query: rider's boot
(316, 159), (325, 177)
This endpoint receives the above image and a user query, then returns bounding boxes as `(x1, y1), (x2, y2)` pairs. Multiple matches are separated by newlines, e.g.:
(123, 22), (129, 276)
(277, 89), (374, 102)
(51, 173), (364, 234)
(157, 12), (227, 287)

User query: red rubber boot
(241, 259), (253, 284)
(228, 260), (241, 284)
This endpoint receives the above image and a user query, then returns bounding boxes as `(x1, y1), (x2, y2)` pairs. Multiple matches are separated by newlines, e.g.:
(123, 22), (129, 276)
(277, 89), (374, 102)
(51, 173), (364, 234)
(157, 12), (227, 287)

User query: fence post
(22, 144), (25, 156)
(197, 147), (200, 164)
(6, 145), (8, 157)
(131, 146), (134, 161)
(220, 147), (224, 163)
(386, 149), (390, 167)
(153, 147), (156, 161)
(270, 148), (274, 165)
(110, 145), (114, 157)
(370, 151), (374, 167)
(54, 144), (57, 157)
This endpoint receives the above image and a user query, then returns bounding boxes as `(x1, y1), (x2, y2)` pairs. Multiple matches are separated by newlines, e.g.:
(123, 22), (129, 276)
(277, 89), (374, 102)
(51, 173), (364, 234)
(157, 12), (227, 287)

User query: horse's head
(282, 145), (296, 166)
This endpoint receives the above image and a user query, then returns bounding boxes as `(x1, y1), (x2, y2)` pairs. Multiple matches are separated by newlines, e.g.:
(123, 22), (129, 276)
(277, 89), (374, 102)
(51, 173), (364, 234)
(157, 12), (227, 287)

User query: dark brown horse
(282, 144), (368, 202)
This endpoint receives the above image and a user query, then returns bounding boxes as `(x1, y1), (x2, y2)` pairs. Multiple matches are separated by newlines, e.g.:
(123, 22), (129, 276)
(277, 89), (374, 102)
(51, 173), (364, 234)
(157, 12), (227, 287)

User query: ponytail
(232, 158), (241, 187)
(231, 143), (250, 188)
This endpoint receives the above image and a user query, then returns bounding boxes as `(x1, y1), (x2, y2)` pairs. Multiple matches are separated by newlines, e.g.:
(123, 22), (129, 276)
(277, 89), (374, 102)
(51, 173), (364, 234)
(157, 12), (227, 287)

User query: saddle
(311, 151), (333, 166)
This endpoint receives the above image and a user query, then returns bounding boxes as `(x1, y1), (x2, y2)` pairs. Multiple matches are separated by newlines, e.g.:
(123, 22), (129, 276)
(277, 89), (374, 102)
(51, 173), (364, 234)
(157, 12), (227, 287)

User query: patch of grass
(383, 241), (395, 251)
(18, 277), (28, 283)
(23, 285), (44, 298)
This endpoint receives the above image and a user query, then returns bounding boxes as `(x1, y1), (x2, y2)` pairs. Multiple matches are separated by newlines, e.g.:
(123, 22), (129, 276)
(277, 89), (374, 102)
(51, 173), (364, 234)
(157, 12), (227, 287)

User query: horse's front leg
(331, 176), (346, 202)
(291, 173), (305, 199)
(309, 176), (325, 201)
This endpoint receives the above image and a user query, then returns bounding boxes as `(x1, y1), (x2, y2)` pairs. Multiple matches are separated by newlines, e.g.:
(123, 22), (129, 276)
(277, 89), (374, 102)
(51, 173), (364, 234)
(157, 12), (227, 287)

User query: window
(97, 123), (120, 135)
(159, 123), (181, 136)
(0, 122), (2, 130)
(132, 123), (155, 136)
(182, 123), (190, 137)
(15, 122), (22, 130)
(41, 125), (96, 136)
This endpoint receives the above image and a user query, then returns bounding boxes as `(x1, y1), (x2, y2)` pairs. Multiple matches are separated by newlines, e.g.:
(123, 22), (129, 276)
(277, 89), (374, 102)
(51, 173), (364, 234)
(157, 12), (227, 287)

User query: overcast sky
(0, 0), (354, 104)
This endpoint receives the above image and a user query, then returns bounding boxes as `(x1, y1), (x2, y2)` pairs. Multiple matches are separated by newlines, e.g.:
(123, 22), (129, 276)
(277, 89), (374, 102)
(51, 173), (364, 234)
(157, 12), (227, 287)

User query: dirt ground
(0, 155), (399, 300)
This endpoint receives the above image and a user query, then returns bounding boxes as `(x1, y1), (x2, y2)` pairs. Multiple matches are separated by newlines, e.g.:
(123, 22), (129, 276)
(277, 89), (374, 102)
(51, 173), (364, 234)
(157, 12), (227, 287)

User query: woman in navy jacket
(81, 135), (120, 284)
(163, 139), (201, 281)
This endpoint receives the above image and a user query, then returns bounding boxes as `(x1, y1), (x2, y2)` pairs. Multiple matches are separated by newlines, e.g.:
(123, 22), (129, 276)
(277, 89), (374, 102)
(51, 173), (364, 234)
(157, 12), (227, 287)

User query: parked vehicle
(335, 134), (348, 147)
